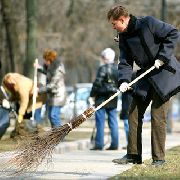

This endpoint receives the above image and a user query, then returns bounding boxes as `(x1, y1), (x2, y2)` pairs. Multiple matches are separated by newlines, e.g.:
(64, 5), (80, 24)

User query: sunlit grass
(110, 146), (180, 180)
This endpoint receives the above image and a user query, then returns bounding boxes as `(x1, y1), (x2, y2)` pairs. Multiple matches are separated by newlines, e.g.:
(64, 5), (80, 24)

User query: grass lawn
(0, 138), (17, 153)
(0, 130), (94, 153)
(110, 146), (180, 180)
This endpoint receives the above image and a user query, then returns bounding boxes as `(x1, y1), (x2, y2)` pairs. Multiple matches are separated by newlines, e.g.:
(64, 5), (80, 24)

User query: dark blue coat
(118, 15), (180, 102)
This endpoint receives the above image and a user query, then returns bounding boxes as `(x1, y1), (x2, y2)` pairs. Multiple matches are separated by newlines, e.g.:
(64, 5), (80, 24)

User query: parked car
(62, 83), (177, 123)
(61, 83), (125, 121)
(61, 83), (93, 121)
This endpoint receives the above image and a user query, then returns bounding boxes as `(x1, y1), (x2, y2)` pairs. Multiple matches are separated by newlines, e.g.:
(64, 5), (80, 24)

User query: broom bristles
(2, 107), (95, 175)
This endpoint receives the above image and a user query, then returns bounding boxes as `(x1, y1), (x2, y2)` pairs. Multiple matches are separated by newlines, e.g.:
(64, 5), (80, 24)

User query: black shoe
(106, 146), (118, 150)
(90, 147), (103, 150)
(151, 160), (165, 166)
(112, 154), (142, 164)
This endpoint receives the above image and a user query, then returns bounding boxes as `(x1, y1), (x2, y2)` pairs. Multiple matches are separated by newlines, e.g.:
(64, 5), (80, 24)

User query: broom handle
(31, 58), (38, 121)
(95, 65), (156, 111)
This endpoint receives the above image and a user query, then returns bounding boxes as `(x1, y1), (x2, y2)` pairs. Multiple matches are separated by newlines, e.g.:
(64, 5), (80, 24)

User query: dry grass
(0, 130), (94, 150)
(0, 138), (17, 153)
(110, 146), (180, 180)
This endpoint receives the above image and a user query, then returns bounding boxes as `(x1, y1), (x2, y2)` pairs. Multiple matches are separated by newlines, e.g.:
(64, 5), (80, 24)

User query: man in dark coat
(90, 48), (119, 150)
(107, 5), (180, 166)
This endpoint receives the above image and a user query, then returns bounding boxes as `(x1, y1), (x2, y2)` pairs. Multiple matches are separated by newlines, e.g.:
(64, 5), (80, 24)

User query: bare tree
(0, 0), (179, 83)
(0, 7), (3, 78)
(25, 0), (37, 77)
(0, 0), (21, 73)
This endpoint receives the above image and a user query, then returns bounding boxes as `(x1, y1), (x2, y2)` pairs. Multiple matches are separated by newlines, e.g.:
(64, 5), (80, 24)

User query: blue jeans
(0, 107), (10, 139)
(48, 106), (61, 128)
(123, 119), (129, 145)
(34, 108), (43, 124)
(95, 108), (119, 149)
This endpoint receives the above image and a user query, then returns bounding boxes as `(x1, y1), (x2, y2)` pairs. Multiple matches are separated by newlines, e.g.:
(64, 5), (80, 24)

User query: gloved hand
(119, 82), (130, 93)
(18, 114), (24, 123)
(154, 59), (164, 69)
(88, 97), (95, 106)
(2, 99), (10, 109)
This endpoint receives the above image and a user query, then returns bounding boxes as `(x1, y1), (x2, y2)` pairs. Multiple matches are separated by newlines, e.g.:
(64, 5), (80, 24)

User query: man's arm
(146, 16), (179, 63)
(118, 48), (133, 87)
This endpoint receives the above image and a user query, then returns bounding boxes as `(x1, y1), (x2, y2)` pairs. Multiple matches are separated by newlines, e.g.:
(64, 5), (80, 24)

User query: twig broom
(3, 66), (155, 175)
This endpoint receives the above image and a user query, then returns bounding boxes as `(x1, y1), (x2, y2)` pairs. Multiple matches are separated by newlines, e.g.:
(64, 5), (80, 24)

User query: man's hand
(88, 97), (95, 106)
(2, 99), (10, 109)
(18, 114), (24, 123)
(154, 59), (164, 69)
(119, 82), (130, 93)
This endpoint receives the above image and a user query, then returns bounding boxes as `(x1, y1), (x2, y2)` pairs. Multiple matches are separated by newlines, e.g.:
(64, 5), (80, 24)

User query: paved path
(0, 127), (179, 180)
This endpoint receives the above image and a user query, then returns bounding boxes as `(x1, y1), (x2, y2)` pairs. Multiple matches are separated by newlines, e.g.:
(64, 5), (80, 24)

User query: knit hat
(101, 48), (115, 63)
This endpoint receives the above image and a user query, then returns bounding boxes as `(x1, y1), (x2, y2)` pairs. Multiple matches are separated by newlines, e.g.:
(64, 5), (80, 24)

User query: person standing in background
(0, 86), (11, 139)
(0, 59), (11, 139)
(90, 48), (119, 150)
(36, 49), (66, 128)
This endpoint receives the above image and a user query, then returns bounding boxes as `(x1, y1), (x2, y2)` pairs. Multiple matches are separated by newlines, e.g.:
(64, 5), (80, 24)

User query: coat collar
(122, 15), (137, 36)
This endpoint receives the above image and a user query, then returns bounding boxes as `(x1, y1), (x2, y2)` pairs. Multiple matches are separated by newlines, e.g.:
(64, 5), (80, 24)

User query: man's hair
(107, 5), (129, 20)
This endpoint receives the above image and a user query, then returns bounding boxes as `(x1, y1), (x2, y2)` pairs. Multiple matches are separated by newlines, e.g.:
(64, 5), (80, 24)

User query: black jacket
(118, 15), (180, 102)
(90, 63), (118, 108)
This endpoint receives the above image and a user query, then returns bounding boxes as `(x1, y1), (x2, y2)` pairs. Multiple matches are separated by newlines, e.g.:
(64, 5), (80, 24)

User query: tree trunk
(25, 0), (37, 78)
(0, 11), (2, 75)
(1, 0), (20, 72)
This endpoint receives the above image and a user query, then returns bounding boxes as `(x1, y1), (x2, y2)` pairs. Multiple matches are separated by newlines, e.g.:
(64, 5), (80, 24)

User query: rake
(3, 65), (155, 175)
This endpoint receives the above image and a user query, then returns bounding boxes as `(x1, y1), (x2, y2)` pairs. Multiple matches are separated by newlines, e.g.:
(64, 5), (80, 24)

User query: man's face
(110, 16), (128, 33)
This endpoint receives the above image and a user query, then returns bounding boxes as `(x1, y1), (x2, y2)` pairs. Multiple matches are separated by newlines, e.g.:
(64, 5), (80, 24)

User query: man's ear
(120, 16), (128, 24)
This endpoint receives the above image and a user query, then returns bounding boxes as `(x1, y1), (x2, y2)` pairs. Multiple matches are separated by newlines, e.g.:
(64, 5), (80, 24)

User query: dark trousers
(128, 87), (169, 160)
